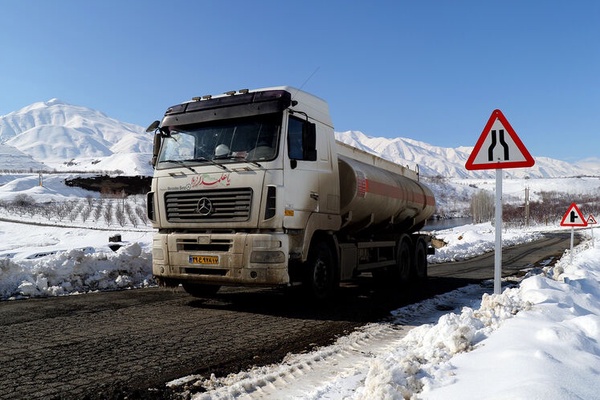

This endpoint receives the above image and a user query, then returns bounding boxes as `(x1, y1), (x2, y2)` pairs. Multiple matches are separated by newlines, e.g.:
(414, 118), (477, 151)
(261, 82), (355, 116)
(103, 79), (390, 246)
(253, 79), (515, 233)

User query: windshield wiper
(164, 159), (197, 173)
(164, 158), (229, 171)
(194, 157), (229, 171)
(213, 155), (262, 168)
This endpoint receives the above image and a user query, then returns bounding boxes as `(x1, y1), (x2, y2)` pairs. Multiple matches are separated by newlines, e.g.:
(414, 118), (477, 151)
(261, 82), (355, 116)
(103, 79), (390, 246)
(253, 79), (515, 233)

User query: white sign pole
(588, 216), (596, 248)
(494, 169), (503, 295)
(570, 227), (575, 265)
(465, 110), (535, 295)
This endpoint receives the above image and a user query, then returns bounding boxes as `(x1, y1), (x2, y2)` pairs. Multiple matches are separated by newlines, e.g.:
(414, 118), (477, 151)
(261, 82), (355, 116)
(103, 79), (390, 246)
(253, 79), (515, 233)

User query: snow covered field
(1, 210), (598, 398)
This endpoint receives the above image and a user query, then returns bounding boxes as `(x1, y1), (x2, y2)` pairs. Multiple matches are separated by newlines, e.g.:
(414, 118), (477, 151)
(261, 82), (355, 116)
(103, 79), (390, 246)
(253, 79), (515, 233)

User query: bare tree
(68, 200), (83, 222)
(470, 190), (494, 223)
(115, 205), (126, 227)
(81, 205), (91, 223)
(123, 202), (138, 227)
(136, 205), (149, 225)
(103, 202), (113, 226)
(56, 203), (70, 221)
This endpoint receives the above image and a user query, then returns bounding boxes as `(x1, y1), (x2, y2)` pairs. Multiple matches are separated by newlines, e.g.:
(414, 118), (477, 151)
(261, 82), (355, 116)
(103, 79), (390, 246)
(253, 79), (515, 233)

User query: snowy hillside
(0, 99), (153, 176)
(0, 143), (49, 172)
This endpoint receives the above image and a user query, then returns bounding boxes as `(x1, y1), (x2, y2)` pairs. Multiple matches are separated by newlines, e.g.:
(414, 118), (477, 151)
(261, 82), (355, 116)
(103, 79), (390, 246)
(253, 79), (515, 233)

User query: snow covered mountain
(335, 130), (599, 179)
(1, 100), (598, 178)
(0, 99), (153, 176)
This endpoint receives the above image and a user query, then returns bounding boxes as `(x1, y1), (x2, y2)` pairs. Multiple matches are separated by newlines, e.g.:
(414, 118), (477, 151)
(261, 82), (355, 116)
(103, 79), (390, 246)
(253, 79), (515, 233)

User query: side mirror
(146, 120), (160, 133)
(151, 133), (162, 167)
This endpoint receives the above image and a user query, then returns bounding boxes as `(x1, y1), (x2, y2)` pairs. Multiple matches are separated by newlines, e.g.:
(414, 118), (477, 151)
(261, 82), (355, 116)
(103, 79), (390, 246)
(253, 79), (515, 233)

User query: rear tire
(414, 237), (428, 281)
(375, 235), (413, 297)
(182, 283), (221, 298)
(395, 234), (413, 284)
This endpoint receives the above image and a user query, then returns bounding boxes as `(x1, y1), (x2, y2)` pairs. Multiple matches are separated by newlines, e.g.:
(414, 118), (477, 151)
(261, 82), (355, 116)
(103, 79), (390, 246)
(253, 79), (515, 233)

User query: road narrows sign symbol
(465, 109), (535, 170)
(560, 203), (588, 227)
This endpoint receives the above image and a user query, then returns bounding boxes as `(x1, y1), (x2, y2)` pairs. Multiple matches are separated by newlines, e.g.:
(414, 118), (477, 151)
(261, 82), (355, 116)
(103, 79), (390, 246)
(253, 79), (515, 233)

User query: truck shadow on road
(184, 276), (485, 323)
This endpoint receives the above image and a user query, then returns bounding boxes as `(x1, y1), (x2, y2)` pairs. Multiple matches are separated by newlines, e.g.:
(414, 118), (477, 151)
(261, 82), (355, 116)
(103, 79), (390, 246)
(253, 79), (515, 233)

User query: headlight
(152, 248), (164, 260)
(250, 251), (286, 263)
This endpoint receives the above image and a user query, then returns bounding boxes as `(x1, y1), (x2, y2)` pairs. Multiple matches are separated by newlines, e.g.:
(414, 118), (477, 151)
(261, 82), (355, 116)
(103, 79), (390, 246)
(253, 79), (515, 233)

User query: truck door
(283, 115), (323, 229)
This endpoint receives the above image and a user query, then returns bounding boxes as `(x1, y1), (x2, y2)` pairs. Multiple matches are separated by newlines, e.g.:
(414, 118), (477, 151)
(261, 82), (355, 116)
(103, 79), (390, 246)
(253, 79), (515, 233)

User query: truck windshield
(157, 113), (281, 168)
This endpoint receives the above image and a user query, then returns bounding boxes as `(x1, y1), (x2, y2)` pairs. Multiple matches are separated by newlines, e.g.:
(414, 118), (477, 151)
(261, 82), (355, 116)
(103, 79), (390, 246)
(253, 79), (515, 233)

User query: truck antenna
(293, 66), (320, 98)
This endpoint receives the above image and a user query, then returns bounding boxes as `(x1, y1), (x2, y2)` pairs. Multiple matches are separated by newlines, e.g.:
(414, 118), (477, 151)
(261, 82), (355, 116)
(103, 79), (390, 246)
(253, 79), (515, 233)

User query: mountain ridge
(334, 130), (599, 179)
(1, 100), (598, 179)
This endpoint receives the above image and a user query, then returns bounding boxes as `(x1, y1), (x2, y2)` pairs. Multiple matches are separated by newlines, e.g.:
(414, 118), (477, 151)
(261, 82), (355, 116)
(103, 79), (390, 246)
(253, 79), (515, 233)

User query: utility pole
(524, 187), (530, 227)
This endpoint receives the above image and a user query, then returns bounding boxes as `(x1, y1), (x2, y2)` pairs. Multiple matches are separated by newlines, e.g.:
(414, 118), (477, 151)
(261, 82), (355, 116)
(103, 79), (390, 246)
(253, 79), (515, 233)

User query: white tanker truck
(146, 87), (436, 299)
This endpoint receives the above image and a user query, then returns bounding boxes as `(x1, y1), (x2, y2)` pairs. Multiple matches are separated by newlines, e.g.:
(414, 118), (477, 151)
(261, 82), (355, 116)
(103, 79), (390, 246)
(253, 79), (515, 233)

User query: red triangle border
(465, 109), (535, 170)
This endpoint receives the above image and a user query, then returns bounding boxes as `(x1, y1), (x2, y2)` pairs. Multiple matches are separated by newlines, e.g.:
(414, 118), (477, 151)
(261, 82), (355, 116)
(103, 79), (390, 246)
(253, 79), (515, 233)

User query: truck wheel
(304, 241), (338, 301)
(414, 237), (428, 281)
(182, 283), (221, 298)
(396, 235), (412, 284)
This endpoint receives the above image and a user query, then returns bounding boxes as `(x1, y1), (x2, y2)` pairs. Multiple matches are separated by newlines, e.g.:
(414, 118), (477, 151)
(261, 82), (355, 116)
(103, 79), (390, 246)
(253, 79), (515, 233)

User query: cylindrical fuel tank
(338, 155), (435, 232)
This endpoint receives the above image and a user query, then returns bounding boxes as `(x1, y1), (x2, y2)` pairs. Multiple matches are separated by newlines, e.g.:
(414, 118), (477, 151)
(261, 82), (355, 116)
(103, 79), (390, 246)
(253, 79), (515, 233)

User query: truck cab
(147, 87), (342, 297)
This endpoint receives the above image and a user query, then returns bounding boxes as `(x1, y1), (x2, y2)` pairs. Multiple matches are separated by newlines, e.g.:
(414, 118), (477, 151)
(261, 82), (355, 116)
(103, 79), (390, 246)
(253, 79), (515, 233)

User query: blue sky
(1, 1), (599, 162)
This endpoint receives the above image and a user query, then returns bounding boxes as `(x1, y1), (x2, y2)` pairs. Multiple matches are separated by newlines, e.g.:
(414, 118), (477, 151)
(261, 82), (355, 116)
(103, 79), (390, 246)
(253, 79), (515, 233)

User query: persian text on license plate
(189, 255), (219, 265)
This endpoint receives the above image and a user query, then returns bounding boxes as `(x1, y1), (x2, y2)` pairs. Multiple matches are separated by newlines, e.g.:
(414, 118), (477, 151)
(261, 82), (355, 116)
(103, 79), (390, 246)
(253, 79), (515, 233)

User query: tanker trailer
(331, 142), (436, 291)
(146, 86), (436, 300)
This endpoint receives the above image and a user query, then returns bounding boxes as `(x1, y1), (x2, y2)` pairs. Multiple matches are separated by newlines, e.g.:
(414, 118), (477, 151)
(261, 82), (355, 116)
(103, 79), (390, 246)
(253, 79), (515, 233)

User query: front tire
(304, 240), (338, 301)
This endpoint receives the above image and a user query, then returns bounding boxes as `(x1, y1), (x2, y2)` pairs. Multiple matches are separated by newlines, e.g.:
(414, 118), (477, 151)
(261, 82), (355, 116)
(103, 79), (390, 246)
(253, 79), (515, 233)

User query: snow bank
(357, 287), (530, 399)
(419, 241), (600, 399)
(0, 222), (154, 300)
(0, 243), (154, 299)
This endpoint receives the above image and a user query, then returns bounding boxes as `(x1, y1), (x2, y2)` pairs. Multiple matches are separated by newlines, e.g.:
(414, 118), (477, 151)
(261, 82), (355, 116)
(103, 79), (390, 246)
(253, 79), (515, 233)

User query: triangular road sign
(465, 109), (535, 170)
(560, 203), (588, 227)
(587, 214), (598, 225)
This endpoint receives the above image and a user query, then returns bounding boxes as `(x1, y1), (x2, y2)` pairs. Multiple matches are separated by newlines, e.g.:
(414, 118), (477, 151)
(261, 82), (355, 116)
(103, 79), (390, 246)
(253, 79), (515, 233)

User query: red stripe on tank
(365, 179), (435, 206)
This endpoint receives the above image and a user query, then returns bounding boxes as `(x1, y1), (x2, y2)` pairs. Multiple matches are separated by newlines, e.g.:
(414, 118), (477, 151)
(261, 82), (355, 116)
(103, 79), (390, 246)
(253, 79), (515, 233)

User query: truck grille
(165, 188), (252, 222)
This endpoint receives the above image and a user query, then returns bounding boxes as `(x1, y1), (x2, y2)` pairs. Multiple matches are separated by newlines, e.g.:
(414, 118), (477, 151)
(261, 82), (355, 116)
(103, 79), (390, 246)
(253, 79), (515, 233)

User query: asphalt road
(428, 231), (572, 279)
(0, 232), (576, 400)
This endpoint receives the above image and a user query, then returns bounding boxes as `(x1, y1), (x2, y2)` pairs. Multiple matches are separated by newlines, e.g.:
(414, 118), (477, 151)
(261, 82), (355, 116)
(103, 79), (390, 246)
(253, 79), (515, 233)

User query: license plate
(189, 255), (219, 265)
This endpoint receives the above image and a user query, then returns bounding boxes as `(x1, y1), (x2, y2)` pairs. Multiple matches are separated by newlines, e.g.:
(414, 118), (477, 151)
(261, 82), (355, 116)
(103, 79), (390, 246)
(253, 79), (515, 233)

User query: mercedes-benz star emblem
(195, 197), (213, 216)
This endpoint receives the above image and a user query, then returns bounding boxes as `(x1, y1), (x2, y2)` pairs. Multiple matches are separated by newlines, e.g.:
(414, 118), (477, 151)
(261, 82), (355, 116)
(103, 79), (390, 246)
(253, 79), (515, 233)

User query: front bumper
(152, 232), (290, 286)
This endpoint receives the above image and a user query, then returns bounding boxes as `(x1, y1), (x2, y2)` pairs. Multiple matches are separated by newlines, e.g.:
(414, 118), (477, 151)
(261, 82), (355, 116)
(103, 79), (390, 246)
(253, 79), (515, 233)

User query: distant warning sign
(560, 203), (588, 227)
(587, 214), (598, 225)
(465, 109), (535, 170)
